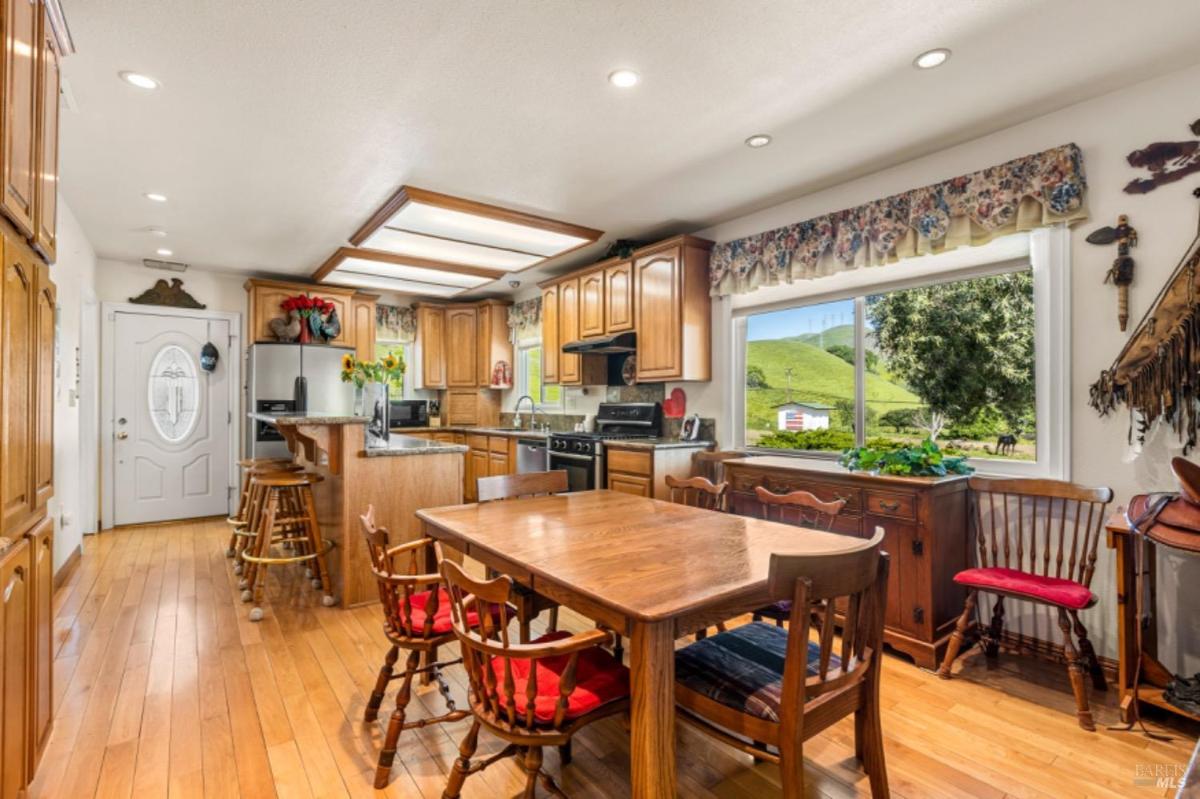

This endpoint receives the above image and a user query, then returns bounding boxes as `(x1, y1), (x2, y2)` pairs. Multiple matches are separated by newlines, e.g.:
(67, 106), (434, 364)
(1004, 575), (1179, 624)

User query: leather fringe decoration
(1090, 230), (1200, 451)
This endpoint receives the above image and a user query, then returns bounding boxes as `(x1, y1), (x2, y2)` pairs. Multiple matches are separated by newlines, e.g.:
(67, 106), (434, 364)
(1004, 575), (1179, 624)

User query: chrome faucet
(514, 394), (536, 430)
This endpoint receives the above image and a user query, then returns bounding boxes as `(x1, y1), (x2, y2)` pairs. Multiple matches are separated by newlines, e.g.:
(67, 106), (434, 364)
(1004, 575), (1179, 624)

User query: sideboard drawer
(865, 490), (916, 520)
(730, 471), (862, 514)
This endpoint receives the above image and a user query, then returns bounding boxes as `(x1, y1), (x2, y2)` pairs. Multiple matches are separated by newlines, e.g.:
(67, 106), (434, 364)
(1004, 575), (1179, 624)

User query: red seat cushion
(953, 567), (1096, 610)
(489, 631), (630, 724)
(397, 588), (506, 636)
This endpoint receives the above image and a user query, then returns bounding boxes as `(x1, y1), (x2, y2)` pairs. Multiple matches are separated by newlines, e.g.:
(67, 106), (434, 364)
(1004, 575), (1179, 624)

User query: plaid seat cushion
(675, 622), (836, 723)
(754, 599), (793, 620)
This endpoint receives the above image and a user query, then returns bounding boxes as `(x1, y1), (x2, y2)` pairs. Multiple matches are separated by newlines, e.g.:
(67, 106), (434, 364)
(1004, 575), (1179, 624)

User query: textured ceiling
(59, 0), (1200, 298)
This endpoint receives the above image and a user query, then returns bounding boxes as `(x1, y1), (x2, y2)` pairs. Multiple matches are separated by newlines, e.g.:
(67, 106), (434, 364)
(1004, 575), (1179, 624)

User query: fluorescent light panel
(336, 257), (491, 288)
(360, 227), (539, 271)
(326, 270), (466, 297)
(389, 201), (590, 257)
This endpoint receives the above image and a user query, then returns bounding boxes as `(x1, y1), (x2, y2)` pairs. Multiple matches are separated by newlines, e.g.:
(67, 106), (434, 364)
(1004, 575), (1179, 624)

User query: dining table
(416, 488), (865, 799)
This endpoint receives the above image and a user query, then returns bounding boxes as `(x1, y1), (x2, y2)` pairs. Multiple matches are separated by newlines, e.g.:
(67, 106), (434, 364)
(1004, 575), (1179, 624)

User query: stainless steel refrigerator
(246, 343), (356, 458)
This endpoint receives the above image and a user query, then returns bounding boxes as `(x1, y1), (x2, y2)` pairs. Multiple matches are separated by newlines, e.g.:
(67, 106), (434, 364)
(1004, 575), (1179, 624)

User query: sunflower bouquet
(340, 351), (406, 390)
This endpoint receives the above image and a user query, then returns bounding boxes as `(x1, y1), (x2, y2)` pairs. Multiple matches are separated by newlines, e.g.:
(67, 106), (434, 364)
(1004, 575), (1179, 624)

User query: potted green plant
(839, 438), (973, 477)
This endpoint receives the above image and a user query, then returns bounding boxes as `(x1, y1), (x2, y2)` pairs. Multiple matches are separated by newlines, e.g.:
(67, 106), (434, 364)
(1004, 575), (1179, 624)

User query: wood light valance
(1090, 230), (1200, 449)
(709, 143), (1089, 296)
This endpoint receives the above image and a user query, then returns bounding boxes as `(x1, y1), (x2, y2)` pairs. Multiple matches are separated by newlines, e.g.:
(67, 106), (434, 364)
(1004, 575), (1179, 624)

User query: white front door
(112, 310), (232, 525)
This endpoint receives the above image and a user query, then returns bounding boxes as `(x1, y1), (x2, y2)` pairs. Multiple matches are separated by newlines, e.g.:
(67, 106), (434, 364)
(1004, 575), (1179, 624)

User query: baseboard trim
(975, 625), (1119, 682)
(53, 543), (81, 591)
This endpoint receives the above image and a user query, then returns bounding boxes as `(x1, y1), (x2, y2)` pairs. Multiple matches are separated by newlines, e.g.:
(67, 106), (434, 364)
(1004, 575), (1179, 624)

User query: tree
(746, 364), (769, 389)
(867, 272), (1034, 439)
(880, 407), (923, 432)
(826, 344), (854, 365)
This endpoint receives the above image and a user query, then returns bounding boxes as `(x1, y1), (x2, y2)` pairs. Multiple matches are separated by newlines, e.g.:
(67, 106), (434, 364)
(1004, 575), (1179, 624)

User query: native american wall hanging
(1124, 118), (1200, 195)
(1090, 191), (1200, 450)
(1086, 215), (1138, 331)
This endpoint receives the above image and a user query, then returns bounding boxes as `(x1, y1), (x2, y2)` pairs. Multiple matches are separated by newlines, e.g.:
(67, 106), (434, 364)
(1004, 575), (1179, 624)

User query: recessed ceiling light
(144, 192), (167, 203)
(608, 69), (639, 88)
(913, 48), (951, 69)
(745, 134), (772, 149)
(119, 71), (160, 90)
(156, 248), (173, 257)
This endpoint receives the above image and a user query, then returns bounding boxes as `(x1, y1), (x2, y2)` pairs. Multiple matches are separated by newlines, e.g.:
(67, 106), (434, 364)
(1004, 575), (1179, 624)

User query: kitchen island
(248, 412), (466, 606)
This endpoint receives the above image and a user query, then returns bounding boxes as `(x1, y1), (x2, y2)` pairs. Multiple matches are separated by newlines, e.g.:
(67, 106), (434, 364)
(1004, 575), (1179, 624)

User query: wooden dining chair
(476, 470), (568, 641)
(665, 474), (729, 512)
(438, 556), (631, 799)
(692, 449), (745, 485)
(752, 485), (847, 625)
(937, 477), (1113, 731)
(359, 505), (498, 789)
(674, 528), (890, 798)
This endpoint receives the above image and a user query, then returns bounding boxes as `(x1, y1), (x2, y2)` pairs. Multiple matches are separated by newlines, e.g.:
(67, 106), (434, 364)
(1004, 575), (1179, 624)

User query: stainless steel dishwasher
(516, 438), (549, 473)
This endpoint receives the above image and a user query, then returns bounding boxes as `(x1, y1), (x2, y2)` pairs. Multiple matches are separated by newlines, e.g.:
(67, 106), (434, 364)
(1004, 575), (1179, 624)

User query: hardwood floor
(26, 518), (1196, 798)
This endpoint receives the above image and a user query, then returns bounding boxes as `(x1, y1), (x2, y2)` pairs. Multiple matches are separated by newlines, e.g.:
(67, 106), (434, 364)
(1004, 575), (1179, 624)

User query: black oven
(548, 442), (602, 492)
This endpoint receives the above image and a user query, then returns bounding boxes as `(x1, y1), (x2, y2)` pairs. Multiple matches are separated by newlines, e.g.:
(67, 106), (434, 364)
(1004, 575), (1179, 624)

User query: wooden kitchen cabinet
(416, 304), (446, 389)
(445, 307), (478, 388)
(25, 516), (50, 772)
(579, 269), (605, 338)
(31, 3), (58, 263)
(474, 299), (512, 388)
(634, 236), (712, 382)
(32, 259), (52, 512)
(604, 260), (634, 333)
(351, 295), (375, 361)
(0, 538), (29, 799)
(1, 0), (38, 238)
(558, 276), (582, 383)
(244, 278), (375, 352)
(605, 444), (708, 501)
(541, 284), (559, 384)
(1, 236), (35, 536)
(724, 457), (968, 669)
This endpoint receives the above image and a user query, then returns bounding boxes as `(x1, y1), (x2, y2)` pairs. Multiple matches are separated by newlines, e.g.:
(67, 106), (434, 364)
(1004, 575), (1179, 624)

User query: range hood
(561, 331), (636, 354)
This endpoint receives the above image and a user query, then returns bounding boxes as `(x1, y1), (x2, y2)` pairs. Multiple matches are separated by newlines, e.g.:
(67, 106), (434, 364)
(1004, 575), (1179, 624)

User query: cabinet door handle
(879, 500), (901, 511)
(912, 606), (924, 624)
(911, 539), (924, 556)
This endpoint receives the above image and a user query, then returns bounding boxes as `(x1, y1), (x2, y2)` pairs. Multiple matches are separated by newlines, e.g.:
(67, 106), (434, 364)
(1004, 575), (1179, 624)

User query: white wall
(50, 199), (98, 572)
(687, 62), (1200, 669)
(94, 259), (248, 336)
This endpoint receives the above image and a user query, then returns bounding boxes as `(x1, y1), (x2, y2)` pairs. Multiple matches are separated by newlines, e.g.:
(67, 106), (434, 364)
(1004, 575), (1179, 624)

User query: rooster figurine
(319, 308), (341, 342)
(268, 310), (302, 342)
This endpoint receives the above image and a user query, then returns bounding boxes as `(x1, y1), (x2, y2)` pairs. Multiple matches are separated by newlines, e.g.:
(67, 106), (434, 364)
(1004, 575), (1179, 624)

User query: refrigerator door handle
(294, 375), (307, 412)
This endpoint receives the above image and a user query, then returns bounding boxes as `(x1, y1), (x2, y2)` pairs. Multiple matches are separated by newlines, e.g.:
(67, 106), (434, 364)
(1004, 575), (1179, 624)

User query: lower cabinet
(0, 538), (29, 799)
(605, 445), (705, 501)
(725, 458), (968, 669)
(27, 517), (51, 772)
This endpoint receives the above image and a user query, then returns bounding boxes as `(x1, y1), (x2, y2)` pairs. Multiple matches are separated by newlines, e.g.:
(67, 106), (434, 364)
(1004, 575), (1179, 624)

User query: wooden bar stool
(240, 471), (335, 621)
(225, 458), (302, 562)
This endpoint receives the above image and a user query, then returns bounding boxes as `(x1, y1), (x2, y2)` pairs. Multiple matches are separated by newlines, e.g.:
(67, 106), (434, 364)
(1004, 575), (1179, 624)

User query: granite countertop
(249, 411), (370, 426)
(604, 439), (714, 451)
(390, 425), (551, 439)
(364, 434), (469, 457)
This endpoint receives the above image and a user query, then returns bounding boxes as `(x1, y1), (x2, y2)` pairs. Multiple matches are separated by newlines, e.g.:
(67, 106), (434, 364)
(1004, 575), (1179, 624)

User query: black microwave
(389, 399), (429, 427)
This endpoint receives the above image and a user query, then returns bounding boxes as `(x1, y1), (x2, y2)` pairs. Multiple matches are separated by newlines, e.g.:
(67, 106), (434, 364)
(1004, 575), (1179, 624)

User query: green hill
(785, 324), (855, 350)
(746, 338), (922, 430)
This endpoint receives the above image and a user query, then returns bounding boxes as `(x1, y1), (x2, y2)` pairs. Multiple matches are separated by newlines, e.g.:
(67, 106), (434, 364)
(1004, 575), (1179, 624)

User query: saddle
(1120, 456), (1200, 729)
(1126, 457), (1200, 553)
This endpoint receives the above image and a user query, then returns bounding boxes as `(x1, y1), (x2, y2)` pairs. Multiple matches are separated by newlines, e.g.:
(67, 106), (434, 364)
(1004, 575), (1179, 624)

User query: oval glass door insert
(147, 344), (200, 443)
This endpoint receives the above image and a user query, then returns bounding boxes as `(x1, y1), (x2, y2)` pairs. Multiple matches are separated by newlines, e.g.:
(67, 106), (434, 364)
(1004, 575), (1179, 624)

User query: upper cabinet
(579, 270), (605, 338)
(31, 4), (57, 263)
(445, 307), (478, 388)
(541, 285), (559, 384)
(634, 237), (712, 382)
(416, 304), (446, 389)
(604, 260), (634, 333)
(1, 0), (38, 239)
(244, 278), (376, 353)
(414, 299), (512, 392)
(1, 237), (34, 536)
(540, 235), (712, 385)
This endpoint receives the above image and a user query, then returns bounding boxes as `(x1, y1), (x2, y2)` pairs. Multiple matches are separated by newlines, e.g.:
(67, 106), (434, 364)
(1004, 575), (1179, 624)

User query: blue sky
(747, 298), (856, 341)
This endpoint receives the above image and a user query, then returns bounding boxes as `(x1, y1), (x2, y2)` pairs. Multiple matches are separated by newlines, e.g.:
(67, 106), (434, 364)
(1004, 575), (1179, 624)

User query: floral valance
(507, 296), (542, 342)
(710, 143), (1088, 296)
(375, 303), (416, 344)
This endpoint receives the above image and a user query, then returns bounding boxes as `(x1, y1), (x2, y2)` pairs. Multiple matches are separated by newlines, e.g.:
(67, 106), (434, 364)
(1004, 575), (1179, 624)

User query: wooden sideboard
(724, 456), (969, 669)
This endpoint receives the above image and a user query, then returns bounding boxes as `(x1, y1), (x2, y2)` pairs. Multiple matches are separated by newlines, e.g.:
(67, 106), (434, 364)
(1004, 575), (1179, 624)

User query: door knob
(116, 431), (128, 440)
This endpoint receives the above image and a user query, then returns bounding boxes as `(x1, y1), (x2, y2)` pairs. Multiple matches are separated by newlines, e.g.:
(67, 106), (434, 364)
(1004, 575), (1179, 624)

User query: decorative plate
(621, 354), (637, 386)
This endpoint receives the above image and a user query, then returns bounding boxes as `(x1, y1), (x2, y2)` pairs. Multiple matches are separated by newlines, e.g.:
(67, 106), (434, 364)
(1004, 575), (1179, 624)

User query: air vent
(142, 258), (188, 273)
